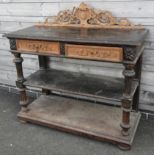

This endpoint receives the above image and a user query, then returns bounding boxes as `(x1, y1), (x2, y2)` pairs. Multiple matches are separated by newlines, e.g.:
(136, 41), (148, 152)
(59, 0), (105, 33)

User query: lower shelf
(18, 95), (141, 148)
(24, 69), (139, 105)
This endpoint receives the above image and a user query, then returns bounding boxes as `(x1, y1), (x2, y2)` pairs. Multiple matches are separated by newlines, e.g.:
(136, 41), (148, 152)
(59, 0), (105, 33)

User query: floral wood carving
(37, 2), (143, 29)
(10, 39), (16, 50)
(123, 47), (136, 61)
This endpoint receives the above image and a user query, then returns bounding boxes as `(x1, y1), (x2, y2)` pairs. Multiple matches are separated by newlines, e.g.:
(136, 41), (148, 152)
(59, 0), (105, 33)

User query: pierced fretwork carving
(37, 2), (143, 29)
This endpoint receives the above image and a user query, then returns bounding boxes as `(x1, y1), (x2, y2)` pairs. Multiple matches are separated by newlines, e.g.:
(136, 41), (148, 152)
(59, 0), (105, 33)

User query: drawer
(16, 39), (60, 55)
(65, 44), (123, 62)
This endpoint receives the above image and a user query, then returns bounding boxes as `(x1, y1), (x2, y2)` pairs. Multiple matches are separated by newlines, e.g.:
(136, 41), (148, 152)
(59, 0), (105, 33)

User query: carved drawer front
(65, 44), (123, 62)
(16, 39), (60, 55)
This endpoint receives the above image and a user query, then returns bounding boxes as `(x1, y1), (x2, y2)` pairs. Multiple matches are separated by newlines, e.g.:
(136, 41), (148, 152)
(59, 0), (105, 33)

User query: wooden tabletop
(4, 26), (148, 46)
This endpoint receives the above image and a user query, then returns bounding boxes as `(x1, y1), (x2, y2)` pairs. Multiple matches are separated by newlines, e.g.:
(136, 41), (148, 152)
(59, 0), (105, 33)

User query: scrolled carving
(56, 10), (72, 23)
(9, 39), (16, 50)
(37, 2), (143, 29)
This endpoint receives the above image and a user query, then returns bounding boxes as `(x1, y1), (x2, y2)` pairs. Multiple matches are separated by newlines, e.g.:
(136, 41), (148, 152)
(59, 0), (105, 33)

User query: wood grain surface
(18, 95), (141, 146)
(16, 39), (60, 55)
(65, 44), (123, 62)
(0, 1), (153, 111)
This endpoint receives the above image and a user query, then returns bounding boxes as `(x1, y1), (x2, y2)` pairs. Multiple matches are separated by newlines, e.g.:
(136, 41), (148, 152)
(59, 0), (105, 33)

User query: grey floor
(0, 89), (153, 155)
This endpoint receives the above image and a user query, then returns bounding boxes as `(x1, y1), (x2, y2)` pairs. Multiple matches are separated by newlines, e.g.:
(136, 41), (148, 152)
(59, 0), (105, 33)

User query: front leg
(13, 53), (28, 112)
(121, 64), (135, 136)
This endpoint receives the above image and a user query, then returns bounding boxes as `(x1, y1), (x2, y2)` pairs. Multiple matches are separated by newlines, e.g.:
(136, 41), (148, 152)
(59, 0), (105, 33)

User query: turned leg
(13, 53), (28, 112)
(132, 55), (142, 111)
(38, 55), (50, 95)
(121, 64), (135, 136)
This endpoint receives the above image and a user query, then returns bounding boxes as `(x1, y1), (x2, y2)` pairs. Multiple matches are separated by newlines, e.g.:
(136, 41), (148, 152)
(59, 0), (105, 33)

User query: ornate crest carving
(37, 2), (143, 29)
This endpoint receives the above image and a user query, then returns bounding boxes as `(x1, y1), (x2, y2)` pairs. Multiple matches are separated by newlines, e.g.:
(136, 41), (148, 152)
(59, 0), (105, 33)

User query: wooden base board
(18, 95), (141, 149)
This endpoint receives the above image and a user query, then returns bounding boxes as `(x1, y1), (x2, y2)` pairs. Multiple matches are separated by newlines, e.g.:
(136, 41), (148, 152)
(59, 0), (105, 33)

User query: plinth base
(18, 95), (141, 149)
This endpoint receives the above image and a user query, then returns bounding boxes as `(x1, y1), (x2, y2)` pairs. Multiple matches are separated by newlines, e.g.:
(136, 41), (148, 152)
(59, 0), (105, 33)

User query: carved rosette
(37, 2), (143, 29)
(123, 47), (136, 61)
(9, 39), (16, 50)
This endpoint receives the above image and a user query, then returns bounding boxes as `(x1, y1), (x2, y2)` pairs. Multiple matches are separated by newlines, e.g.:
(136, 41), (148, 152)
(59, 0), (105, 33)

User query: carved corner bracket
(10, 39), (16, 50)
(37, 2), (144, 29)
(123, 47), (137, 61)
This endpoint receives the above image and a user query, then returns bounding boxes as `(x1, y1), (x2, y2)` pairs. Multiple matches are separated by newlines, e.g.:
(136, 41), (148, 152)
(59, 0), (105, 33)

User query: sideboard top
(4, 26), (148, 46)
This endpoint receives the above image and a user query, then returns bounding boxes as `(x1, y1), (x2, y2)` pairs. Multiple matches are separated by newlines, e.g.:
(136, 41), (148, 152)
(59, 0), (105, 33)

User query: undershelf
(24, 69), (138, 105)
(18, 95), (141, 147)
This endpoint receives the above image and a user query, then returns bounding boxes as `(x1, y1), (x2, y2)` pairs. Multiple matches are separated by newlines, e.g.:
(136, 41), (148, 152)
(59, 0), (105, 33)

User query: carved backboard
(37, 2), (143, 29)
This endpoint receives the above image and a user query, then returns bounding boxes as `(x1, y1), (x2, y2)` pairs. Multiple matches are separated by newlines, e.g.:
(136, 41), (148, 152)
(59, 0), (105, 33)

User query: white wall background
(0, 0), (154, 111)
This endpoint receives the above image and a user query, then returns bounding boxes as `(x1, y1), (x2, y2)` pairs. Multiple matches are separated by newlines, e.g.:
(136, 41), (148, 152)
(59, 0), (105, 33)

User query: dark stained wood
(4, 11), (148, 149)
(38, 55), (50, 95)
(18, 95), (141, 149)
(9, 39), (145, 65)
(133, 55), (143, 110)
(123, 45), (144, 65)
(4, 26), (148, 46)
(38, 55), (49, 69)
(13, 53), (28, 112)
(121, 64), (135, 136)
(10, 44), (143, 65)
(24, 69), (139, 105)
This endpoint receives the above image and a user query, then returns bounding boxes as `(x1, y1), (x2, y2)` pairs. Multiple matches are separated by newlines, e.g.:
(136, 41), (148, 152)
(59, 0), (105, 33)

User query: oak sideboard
(4, 3), (148, 150)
